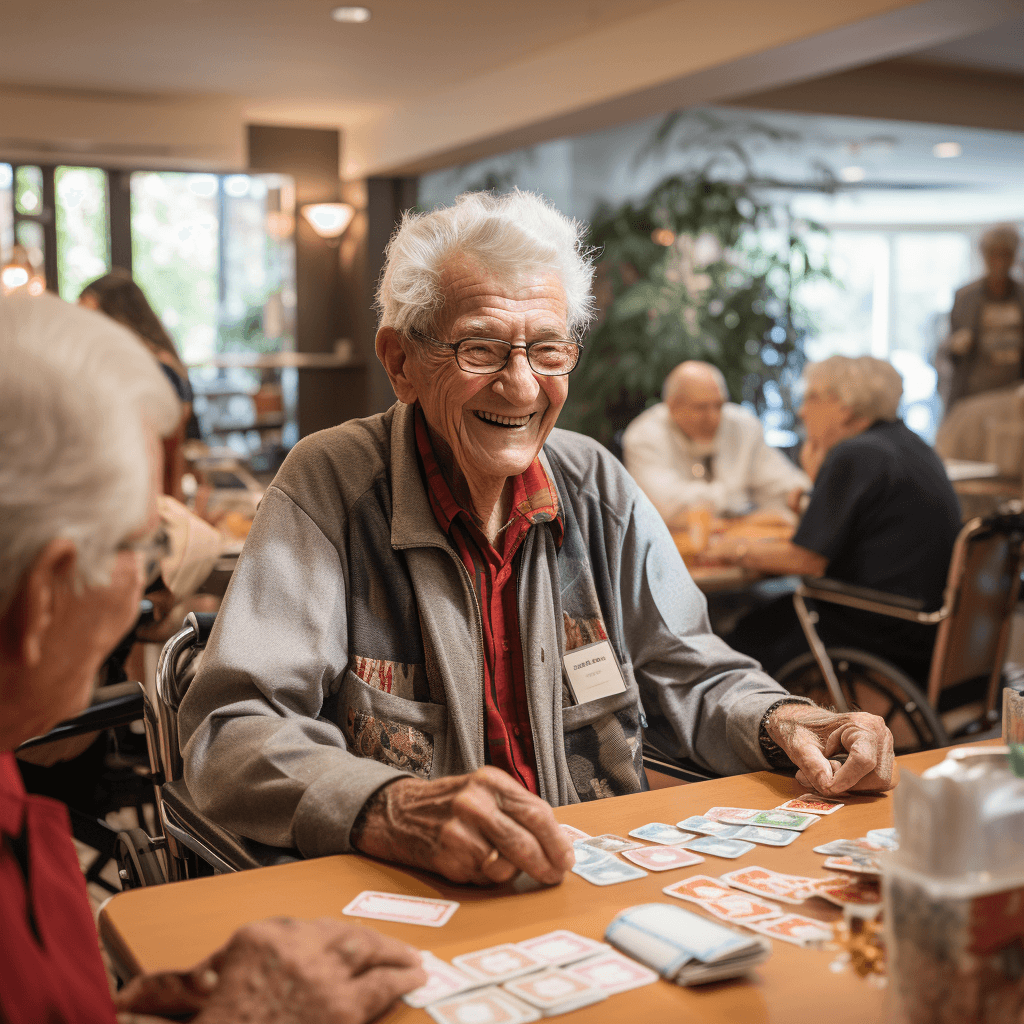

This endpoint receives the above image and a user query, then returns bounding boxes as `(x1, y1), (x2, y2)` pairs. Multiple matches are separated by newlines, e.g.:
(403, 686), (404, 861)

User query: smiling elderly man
(180, 191), (895, 888)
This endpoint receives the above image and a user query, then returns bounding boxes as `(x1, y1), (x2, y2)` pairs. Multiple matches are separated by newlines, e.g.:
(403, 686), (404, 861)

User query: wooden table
(99, 746), (962, 1023)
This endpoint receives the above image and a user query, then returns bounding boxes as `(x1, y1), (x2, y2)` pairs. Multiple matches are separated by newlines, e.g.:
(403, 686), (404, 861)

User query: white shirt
(622, 401), (810, 520)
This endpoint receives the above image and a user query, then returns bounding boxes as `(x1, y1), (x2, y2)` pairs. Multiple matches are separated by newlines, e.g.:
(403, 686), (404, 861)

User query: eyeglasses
(118, 525), (171, 588)
(409, 328), (582, 376)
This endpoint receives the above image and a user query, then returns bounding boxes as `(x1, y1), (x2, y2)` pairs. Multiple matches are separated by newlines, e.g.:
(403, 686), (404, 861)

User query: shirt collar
(0, 752), (27, 839)
(413, 404), (563, 546)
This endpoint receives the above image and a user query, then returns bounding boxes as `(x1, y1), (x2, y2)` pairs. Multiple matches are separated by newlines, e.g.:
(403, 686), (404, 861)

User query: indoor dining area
(3, 3), (1024, 1023)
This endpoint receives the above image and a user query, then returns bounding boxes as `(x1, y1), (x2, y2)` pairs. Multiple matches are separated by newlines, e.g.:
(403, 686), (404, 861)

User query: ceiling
(0, 0), (675, 127)
(913, 12), (1024, 74)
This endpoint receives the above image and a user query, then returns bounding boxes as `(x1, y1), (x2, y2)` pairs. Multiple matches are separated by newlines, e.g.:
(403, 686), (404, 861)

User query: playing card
(812, 838), (884, 856)
(403, 953), (476, 1008)
(812, 876), (882, 907)
(564, 950), (659, 995)
(675, 816), (744, 838)
(823, 854), (882, 876)
(342, 891), (459, 927)
(749, 913), (834, 947)
(745, 809), (818, 831)
(572, 844), (613, 870)
(558, 824), (591, 842)
(577, 834), (643, 853)
(627, 822), (695, 845)
(502, 967), (606, 1013)
(573, 857), (648, 886)
(731, 824), (801, 847)
(452, 944), (547, 983)
(776, 795), (845, 815)
(866, 827), (899, 850)
(701, 892), (783, 923)
(426, 986), (540, 1024)
(622, 845), (705, 871)
(682, 836), (756, 859)
(704, 806), (762, 824)
(515, 931), (608, 967)
(662, 874), (735, 905)
(720, 866), (820, 904)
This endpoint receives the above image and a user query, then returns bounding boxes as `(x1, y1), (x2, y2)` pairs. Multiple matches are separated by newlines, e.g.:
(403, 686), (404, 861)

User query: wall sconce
(301, 203), (355, 244)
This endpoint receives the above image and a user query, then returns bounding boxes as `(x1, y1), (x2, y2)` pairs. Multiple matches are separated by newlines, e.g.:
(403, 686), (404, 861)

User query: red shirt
(414, 407), (563, 794)
(0, 751), (117, 1024)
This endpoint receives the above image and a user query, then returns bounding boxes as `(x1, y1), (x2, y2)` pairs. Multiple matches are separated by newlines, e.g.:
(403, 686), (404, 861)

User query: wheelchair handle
(185, 611), (217, 645)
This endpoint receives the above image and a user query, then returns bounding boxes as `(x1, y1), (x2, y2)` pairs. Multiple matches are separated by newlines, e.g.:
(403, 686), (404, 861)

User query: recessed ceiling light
(331, 6), (371, 22)
(839, 166), (866, 183)
(933, 142), (962, 159)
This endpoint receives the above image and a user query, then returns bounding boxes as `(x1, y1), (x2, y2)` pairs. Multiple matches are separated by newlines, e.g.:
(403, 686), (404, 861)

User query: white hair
(663, 360), (728, 403)
(804, 355), (903, 422)
(0, 293), (181, 611)
(376, 189), (596, 338)
(980, 223), (1020, 254)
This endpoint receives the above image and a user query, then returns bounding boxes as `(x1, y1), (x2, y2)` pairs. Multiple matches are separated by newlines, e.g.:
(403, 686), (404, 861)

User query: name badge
(562, 639), (627, 704)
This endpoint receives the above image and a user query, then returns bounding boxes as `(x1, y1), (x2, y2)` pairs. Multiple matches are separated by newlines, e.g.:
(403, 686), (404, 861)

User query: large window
(55, 166), (111, 301)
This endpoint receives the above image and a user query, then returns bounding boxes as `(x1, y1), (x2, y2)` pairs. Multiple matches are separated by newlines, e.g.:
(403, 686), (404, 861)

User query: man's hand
(766, 704), (895, 796)
(115, 918), (425, 1024)
(351, 767), (575, 886)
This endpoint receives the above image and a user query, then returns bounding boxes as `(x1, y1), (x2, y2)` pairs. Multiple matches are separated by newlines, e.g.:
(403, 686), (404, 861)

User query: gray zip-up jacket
(179, 402), (795, 857)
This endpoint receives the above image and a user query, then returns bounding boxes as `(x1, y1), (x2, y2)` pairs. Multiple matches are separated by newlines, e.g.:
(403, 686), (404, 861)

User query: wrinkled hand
(115, 962), (220, 1023)
(352, 767), (575, 886)
(139, 918), (425, 1024)
(767, 704), (896, 796)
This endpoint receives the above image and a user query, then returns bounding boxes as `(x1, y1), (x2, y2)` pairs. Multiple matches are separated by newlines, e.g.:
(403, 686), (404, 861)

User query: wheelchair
(774, 509), (1024, 754)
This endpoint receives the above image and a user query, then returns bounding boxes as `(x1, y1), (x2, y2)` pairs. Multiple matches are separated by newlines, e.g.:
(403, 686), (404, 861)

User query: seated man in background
(180, 191), (895, 892)
(0, 294), (423, 1024)
(716, 355), (962, 685)
(622, 360), (809, 525)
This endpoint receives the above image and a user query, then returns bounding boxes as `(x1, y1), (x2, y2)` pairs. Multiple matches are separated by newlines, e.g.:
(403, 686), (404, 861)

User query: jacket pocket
(339, 669), (446, 778)
(562, 688), (643, 801)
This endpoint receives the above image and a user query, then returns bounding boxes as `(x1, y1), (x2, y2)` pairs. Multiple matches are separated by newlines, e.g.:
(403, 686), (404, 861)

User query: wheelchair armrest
(161, 778), (299, 872)
(800, 576), (928, 612)
(16, 689), (145, 751)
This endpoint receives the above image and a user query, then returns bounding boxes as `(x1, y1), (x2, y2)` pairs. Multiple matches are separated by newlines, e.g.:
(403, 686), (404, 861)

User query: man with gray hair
(622, 360), (808, 523)
(714, 355), (961, 683)
(0, 293), (423, 1024)
(181, 191), (895, 891)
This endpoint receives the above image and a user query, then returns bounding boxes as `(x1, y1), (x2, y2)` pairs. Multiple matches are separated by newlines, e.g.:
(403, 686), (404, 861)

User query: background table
(100, 746), (960, 1023)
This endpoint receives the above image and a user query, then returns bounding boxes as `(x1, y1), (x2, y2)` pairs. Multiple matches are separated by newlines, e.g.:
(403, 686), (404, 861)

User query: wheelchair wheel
(774, 648), (949, 755)
(115, 827), (166, 889)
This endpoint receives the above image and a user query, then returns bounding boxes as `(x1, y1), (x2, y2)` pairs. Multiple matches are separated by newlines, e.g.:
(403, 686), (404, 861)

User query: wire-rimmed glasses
(409, 328), (582, 376)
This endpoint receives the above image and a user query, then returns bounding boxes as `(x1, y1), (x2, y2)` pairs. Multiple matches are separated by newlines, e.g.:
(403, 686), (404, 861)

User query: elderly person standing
(180, 191), (895, 890)
(719, 355), (962, 684)
(623, 360), (809, 523)
(0, 294), (423, 1024)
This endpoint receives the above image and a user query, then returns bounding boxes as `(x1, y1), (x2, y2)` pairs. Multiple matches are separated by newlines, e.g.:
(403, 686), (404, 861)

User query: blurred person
(713, 355), (961, 685)
(622, 360), (809, 524)
(179, 191), (895, 893)
(0, 293), (424, 1024)
(80, 269), (199, 501)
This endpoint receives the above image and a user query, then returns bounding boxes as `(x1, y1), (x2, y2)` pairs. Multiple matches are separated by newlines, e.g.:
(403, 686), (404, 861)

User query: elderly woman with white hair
(719, 355), (961, 684)
(180, 191), (896, 890)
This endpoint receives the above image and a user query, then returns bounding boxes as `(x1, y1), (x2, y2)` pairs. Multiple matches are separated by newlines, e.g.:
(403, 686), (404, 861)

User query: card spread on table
(558, 824), (591, 842)
(823, 854), (882, 876)
(812, 877), (882, 907)
(564, 950), (659, 995)
(572, 844), (614, 870)
(813, 838), (885, 856)
(866, 827), (899, 850)
(749, 913), (833, 947)
(622, 845), (705, 871)
(342, 891), (459, 927)
(701, 892), (783, 923)
(403, 953), (476, 1008)
(662, 875), (735, 904)
(683, 836), (756, 859)
(426, 986), (540, 1024)
(515, 931), (608, 967)
(704, 806), (763, 825)
(577, 833), (643, 853)
(452, 944), (547, 983)
(627, 822), (695, 845)
(676, 816), (744, 838)
(573, 856), (647, 886)
(745, 809), (818, 831)
(731, 824), (801, 847)
(776, 794), (845, 815)
(720, 866), (820, 904)
(502, 966), (606, 1013)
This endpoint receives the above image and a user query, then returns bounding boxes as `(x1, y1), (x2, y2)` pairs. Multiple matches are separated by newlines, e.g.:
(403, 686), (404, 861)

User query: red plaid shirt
(414, 405), (563, 794)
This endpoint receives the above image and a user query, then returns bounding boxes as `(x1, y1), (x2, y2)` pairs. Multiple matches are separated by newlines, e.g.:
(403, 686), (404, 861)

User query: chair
(775, 510), (1024, 754)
